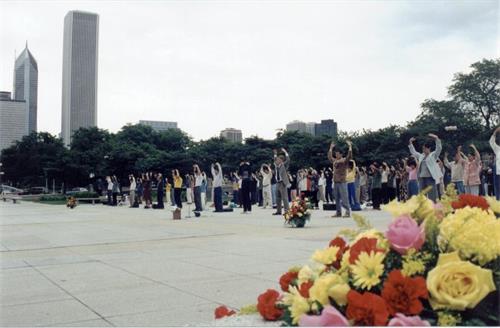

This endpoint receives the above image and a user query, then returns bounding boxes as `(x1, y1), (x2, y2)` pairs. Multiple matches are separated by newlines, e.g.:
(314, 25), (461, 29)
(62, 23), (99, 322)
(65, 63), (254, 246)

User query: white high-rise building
(139, 120), (178, 132)
(220, 128), (242, 143)
(61, 10), (99, 146)
(285, 120), (307, 134)
(13, 43), (38, 133)
(0, 92), (28, 151)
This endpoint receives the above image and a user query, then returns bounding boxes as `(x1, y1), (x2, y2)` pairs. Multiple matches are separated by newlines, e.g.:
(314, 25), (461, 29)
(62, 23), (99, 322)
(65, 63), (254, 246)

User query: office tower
(13, 43), (38, 132)
(61, 10), (99, 146)
(305, 122), (316, 136)
(139, 120), (178, 132)
(0, 92), (28, 151)
(285, 120), (307, 134)
(315, 119), (338, 137)
(220, 128), (243, 143)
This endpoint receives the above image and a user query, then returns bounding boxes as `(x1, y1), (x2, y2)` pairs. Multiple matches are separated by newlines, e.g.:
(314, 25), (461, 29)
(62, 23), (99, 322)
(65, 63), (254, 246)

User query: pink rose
(388, 313), (430, 326)
(385, 215), (425, 255)
(299, 305), (349, 327)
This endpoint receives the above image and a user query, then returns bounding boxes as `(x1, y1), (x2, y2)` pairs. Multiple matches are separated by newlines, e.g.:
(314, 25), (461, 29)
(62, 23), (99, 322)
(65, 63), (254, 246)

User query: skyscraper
(61, 10), (99, 146)
(13, 43), (38, 133)
(220, 128), (243, 143)
(0, 91), (27, 151)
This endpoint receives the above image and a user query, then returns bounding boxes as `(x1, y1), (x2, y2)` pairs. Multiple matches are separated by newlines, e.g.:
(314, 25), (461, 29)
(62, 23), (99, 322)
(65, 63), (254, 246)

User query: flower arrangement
(284, 198), (311, 228)
(66, 196), (77, 209)
(216, 190), (500, 326)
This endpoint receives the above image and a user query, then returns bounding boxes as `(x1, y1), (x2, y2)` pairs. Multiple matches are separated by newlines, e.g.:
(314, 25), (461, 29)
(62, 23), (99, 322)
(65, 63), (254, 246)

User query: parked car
(66, 187), (89, 195)
(27, 186), (49, 195)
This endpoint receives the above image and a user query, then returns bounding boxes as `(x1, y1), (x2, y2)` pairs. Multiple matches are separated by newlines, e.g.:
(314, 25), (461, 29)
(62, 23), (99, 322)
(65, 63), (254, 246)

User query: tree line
(1, 58), (498, 189)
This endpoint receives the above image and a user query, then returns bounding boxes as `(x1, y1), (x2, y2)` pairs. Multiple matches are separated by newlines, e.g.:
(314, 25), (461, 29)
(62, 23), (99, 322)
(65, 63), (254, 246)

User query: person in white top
(129, 175), (136, 207)
(443, 146), (466, 194)
(318, 171), (326, 203)
(193, 165), (203, 212)
(211, 163), (224, 212)
(260, 164), (273, 209)
(408, 133), (442, 202)
(489, 126), (500, 200)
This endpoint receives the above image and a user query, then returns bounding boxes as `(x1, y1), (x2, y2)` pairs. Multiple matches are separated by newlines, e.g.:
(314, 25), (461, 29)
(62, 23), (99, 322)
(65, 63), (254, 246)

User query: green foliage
(1, 59), (496, 189)
(39, 195), (67, 201)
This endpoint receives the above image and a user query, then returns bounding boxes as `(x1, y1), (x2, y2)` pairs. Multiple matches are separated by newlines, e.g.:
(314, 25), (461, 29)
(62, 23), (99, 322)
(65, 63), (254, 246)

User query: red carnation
(329, 237), (349, 269)
(257, 289), (284, 321)
(214, 305), (236, 319)
(349, 237), (385, 264)
(298, 281), (314, 298)
(279, 271), (298, 292)
(381, 270), (428, 316)
(346, 290), (389, 326)
(451, 194), (489, 211)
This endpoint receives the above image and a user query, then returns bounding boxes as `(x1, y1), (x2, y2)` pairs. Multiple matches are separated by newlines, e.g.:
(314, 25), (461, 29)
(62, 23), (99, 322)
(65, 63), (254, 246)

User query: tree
(449, 58), (500, 129)
(0, 132), (68, 188)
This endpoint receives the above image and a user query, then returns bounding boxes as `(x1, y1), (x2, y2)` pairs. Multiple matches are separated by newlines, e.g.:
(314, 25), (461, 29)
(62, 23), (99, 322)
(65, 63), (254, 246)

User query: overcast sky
(0, 0), (498, 140)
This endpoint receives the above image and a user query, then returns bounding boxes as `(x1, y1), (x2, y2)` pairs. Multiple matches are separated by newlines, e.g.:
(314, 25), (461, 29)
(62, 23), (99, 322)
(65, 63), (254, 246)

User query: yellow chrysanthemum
(383, 193), (436, 223)
(311, 246), (339, 265)
(486, 197), (500, 214)
(297, 264), (324, 284)
(439, 207), (500, 265)
(351, 251), (385, 290)
(282, 287), (310, 325)
(308, 273), (350, 306)
(437, 312), (461, 326)
(402, 258), (426, 277)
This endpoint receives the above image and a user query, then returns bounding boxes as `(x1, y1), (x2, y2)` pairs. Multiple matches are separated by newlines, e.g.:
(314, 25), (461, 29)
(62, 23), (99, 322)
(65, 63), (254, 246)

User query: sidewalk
(0, 201), (391, 326)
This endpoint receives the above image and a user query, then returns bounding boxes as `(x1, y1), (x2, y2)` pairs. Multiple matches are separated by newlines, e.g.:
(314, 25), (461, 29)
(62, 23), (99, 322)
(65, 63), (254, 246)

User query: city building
(61, 10), (99, 146)
(0, 92), (28, 151)
(285, 120), (307, 134)
(305, 122), (316, 136)
(285, 119), (338, 137)
(315, 119), (338, 137)
(13, 43), (38, 133)
(220, 128), (242, 143)
(139, 120), (178, 132)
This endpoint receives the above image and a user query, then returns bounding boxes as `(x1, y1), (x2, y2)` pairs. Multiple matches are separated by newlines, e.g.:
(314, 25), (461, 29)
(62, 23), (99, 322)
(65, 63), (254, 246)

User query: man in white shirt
(490, 127), (500, 200)
(260, 164), (273, 209)
(408, 133), (442, 202)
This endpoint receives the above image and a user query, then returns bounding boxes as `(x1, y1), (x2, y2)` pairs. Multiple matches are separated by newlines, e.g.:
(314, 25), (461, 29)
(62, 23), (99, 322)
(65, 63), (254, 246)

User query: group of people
(98, 127), (500, 217)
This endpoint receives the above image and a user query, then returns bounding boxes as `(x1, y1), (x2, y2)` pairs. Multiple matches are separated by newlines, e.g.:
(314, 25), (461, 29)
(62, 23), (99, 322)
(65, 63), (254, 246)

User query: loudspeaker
(323, 203), (336, 211)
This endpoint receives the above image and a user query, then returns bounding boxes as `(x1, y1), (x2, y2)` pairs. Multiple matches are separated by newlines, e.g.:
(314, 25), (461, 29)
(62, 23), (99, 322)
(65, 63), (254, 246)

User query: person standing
(172, 170), (183, 208)
(112, 175), (120, 206)
(143, 173), (152, 208)
(129, 175), (136, 208)
(490, 127), (500, 200)
(464, 144), (482, 196)
(211, 163), (224, 212)
(136, 177), (143, 205)
(358, 167), (368, 204)
(155, 173), (165, 209)
(184, 174), (193, 205)
(200, 171), (207, 210)
(231, 172), (240, 206)
(239, 159), (252, 213)
(325, 168), (334, 204)
(106, 176), (113, 206)
(403, 158), (418, 198)
(328, 140), (353, 217)
(272, 148), (291, 215)
(444, 146), (466, 194)
(347, 160), (361, 210)
(165, 177), (172, 206)
(260, 164), (273, 209)
(370, 163), (382, 210)
(318, 170), (326, 204)
(408, 133), (442, 202)
(193, 165), (203, 212)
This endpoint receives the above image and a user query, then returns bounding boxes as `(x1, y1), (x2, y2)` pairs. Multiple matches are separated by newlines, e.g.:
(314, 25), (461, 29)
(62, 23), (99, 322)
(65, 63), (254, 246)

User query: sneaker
(332, 213), (342, 218)
(272, 212), (282, 216)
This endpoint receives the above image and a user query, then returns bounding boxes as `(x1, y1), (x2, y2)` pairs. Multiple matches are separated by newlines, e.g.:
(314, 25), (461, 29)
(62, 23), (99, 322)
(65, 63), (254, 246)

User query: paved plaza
(0, 201), (391, 326)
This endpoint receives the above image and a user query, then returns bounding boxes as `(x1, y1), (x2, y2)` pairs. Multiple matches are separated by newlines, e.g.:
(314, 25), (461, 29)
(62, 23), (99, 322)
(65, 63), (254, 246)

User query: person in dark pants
(105, 176), (113, 205)
(112, 175), (119, 206)
(172, 170), (183, 208)
(239, 160), (252, 213)
(193, 164), (203, 212)
(325, 169), (333, 203)
(155, 173), (165, 209)
(370, 163), (382, 210)
(211, 163), (224, 212)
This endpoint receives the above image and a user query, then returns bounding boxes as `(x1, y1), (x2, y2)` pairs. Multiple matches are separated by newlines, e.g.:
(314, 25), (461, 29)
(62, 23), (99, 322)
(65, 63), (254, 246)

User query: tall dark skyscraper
(13, 43), (38, 133)
(61, 10), (99, 146)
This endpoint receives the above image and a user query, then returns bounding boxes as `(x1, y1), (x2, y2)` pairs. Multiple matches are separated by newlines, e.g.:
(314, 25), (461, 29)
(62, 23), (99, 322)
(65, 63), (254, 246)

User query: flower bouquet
(216, 187), (500, 326)
(66, 196), (77, 209)
(284, 198), (311, 228)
